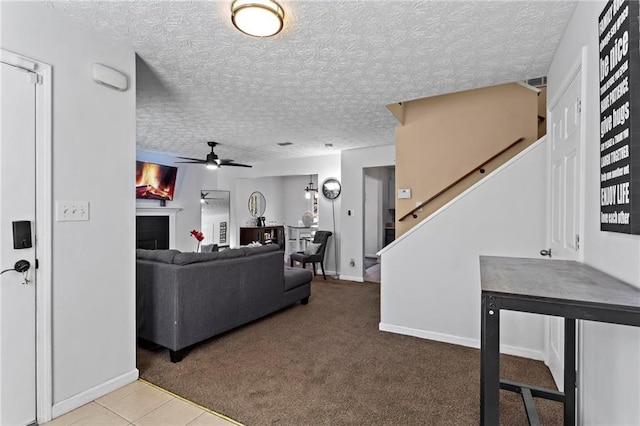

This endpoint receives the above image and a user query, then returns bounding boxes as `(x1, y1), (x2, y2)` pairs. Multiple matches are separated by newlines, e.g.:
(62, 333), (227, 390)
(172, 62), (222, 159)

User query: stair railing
(398, 137), (525, 222)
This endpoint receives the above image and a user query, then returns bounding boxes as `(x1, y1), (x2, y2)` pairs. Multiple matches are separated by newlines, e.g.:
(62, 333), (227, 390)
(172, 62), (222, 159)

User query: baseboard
(52, 368), (139, 419)
(379, 323), (544, 361)
(339, 274), (364, 282)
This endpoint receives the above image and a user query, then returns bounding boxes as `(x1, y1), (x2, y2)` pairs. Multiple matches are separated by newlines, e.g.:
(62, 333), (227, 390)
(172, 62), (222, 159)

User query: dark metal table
(480, 256), (640, 425)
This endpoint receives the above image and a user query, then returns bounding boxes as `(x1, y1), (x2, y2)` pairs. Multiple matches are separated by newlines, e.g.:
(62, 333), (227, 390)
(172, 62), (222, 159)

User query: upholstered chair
(289, 230), (332, 280)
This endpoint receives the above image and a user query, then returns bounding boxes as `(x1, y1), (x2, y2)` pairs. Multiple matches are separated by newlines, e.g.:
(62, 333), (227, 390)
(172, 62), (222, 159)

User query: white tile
(98, 384), (173, 422)
(43, 402), (126, 426)
(134, 398), (204, 426)
(95, 380), (148, 407)
(188, 412), (239, 426)
(70, 406), (129, 426)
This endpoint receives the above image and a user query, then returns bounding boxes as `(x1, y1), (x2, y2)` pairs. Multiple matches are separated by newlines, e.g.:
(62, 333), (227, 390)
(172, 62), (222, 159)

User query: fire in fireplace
(136, 161), (178, 201)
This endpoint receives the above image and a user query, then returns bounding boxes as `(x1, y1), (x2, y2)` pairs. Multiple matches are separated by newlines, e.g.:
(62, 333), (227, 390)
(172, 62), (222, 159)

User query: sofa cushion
(284, 266), (313, 291)
(173, 248), (245, 265)
(241, 244), (280, 257)
(136, 249), (181, 264)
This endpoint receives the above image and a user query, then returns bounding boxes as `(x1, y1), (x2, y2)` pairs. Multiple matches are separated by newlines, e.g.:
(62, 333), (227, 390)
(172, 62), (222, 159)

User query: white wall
(1, 1), (137, 416)
(548, 2), (640, 423)
(379, 140), (547, 359)
(235, 176), (285, 227)
(136, 149), (212, 252)
(340, 146), (395, 281)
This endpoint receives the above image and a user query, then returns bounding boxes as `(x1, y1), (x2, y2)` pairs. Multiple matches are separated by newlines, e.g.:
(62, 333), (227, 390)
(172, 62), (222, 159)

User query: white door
(546, 69), (582, 391)
(0, 61), (38, 425)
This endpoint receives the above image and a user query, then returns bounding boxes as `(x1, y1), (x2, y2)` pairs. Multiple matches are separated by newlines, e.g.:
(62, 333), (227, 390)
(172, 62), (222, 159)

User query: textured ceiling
(47, 0), (577, 164)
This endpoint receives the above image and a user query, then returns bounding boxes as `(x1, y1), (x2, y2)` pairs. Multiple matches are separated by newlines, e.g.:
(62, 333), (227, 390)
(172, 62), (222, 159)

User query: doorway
(363, 166), (395, 283)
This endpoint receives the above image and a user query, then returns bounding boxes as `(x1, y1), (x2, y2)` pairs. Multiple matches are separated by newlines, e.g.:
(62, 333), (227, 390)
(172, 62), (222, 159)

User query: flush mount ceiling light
(231, 0), (285, 37)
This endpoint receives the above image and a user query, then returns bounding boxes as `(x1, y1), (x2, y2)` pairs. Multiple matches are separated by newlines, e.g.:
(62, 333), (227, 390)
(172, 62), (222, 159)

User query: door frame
(1, 48), (53, 423)
(545, 46), (588, 423)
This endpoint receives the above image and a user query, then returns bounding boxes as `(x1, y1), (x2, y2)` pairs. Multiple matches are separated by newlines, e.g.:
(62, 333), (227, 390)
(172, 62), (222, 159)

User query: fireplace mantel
(136, 207), (182, 249)
(136, 207), (182, 215)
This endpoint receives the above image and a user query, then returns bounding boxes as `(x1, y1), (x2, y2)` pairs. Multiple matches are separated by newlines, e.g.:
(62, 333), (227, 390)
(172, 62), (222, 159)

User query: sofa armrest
(136, 259), (181, 350)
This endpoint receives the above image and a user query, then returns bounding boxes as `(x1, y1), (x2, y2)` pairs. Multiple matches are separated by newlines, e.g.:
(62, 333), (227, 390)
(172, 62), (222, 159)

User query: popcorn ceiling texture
(47, 1), (577, 164)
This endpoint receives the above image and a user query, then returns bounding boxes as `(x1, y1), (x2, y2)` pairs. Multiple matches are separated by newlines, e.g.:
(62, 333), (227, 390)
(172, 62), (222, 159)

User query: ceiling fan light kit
(231, 0), (284, 37)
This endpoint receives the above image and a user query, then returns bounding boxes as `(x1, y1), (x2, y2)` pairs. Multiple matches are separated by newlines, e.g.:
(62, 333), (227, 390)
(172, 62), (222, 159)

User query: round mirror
(321, 178), (341, 200)
(248, 191), (266, 218)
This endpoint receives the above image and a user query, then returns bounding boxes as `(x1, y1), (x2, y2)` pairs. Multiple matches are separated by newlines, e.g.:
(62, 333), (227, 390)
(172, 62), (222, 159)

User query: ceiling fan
(176, 141), (252, 169)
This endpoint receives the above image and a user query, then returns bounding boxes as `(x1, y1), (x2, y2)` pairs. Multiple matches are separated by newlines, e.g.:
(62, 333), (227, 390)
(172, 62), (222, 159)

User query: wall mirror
(322, 178), (342, 200)
(248, 191), (266, 218)
(201, 190), (230, 248)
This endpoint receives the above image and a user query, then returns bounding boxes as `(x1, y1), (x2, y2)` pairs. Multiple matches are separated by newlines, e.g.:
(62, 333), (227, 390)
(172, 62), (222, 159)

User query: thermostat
(398, 188), (411, 199)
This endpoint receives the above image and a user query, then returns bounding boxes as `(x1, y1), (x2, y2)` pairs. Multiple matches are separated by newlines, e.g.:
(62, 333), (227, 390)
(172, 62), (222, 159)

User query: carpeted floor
(137, 277), (562, 425)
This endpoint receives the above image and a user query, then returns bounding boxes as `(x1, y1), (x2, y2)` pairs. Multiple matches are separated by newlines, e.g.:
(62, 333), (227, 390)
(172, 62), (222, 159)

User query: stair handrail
(398, 137), (526, 222)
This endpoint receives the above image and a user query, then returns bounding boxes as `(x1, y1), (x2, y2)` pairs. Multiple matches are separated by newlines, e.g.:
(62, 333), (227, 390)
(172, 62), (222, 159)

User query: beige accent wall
(395, 83), (538, 236)
(538, 86), (547, 139)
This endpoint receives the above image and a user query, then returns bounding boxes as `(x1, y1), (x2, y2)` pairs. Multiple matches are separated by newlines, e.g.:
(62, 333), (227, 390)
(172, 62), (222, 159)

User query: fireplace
(136, 216), (169, 249)
(136, 207), (181, 249)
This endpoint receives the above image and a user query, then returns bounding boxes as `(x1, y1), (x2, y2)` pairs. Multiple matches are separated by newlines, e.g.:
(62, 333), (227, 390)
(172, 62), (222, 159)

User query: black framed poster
(599, 0), (640, 234)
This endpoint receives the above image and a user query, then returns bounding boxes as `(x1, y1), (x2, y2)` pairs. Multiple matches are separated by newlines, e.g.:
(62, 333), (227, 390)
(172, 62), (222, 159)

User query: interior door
(546, 69), (582, 391)
(0, 61), (38, 425)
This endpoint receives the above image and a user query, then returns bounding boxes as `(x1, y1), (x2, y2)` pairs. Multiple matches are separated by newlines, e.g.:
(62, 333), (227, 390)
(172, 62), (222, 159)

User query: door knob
(540, 249), (552, 258)
(1, 259), (30, 275)
(1, 260), (31, 285)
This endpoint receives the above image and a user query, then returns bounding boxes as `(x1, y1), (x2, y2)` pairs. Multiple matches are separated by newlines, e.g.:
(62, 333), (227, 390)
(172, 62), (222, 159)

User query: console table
(239, 226), (285, 251)
(480, 256), (640, 425)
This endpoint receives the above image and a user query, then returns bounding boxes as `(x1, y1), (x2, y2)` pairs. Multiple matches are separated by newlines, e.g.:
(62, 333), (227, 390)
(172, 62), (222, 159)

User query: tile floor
(364, 261), (380, 283)
(44, 380), (241, 426)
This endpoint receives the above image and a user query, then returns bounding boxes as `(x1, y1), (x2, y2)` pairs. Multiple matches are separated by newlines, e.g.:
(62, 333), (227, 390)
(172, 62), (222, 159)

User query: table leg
(564, 318), (576, 426)
(481, 294), (500, 425)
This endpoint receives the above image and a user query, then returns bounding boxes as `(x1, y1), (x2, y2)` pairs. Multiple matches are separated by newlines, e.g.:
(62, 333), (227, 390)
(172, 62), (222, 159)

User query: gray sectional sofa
(136, 244), (312, 362)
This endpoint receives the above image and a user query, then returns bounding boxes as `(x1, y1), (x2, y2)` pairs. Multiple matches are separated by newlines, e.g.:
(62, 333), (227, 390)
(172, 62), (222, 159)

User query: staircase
(378, 136), (548, 359)
(377, 81), (549, 359)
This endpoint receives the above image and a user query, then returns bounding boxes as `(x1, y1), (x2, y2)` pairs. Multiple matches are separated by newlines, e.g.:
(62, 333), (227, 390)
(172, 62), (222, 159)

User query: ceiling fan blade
(177, 156), (207, 161)
(175, 160), (205, 164)
(221, 162), (252, 168)
(218, 159), (252, 168)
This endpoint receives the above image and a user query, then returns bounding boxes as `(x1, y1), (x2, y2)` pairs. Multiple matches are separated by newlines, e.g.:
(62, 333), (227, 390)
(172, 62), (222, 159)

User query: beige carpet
(137, 277), (562, 425)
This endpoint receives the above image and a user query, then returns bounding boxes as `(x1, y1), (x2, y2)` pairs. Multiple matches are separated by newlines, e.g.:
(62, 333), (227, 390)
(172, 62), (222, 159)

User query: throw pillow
(304, 242), (321, 255)
(200, 243), (218, 253)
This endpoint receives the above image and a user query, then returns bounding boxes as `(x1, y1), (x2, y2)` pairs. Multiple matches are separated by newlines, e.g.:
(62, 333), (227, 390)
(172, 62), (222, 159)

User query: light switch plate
(56, 201), (90, 221)
(398, 188), (411, 199)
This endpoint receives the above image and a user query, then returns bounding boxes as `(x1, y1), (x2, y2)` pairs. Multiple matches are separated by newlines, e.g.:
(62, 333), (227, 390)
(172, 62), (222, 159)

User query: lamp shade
(231, 0), (284, 37)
